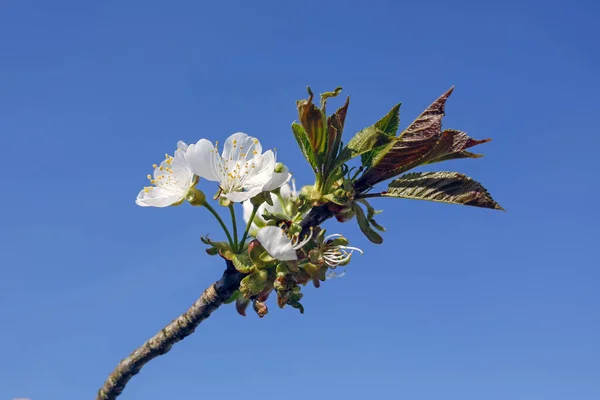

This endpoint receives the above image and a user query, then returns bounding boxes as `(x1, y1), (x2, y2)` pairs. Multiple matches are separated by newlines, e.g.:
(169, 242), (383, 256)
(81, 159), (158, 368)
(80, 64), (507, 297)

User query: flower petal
(223, 185), (263, 203)
(222, 132), (262, 161)
(262, 167), (291, 192)
(177, 140), (189, 152)
(279, 182), (292, 199)
(256, 226), (298, 261)
(135, 187), (183, 207)
(186, 139), (221, 182)
(243, 150), (275, 189)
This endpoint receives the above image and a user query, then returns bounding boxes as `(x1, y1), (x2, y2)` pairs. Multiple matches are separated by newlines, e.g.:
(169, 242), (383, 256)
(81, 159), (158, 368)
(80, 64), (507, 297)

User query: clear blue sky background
(1, 1), (598, 399)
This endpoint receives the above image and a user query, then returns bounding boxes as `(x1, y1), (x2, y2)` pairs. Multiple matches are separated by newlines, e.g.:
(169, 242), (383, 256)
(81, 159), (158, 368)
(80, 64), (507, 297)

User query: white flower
(185, 132), (290, 203)
(136, 141), (195, 207)
(242, 180), (299, 236)
(256, 226), (313, 261)
(322, 234), (363, 267)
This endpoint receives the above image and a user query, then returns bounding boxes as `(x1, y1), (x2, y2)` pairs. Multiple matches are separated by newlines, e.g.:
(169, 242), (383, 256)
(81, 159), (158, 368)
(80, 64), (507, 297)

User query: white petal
(222, 132), (262, 161)
(223, 185), (264, 203)
(256, 226), (298, 261)
(279, 182), (292, 199)
(243, 150), (275, 189)
(242, 200), (254, 224)
(177, 140), (189, 152)
(267, 192), (285, 214)
(170, 152), (194, 191)
(186, 139), (220, 182)
(262, 169), (291, 192)
(135, 187), (183, 207)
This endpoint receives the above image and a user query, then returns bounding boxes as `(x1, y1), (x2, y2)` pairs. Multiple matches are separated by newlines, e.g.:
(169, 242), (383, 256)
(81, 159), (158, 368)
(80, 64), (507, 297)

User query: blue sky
(1, 0), (598, 399)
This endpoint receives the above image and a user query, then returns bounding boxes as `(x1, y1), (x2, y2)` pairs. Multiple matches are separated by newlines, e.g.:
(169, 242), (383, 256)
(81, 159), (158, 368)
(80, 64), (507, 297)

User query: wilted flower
(256, 226), (312, 261)
(321, 234), (363, 267)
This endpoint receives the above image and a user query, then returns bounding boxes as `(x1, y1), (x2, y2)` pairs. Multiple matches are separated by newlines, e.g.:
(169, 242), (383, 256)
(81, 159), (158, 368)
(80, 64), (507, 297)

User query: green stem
(229, 203), (239, 252)
(239, 203), (259, 249)
(204, 202), (235, 248)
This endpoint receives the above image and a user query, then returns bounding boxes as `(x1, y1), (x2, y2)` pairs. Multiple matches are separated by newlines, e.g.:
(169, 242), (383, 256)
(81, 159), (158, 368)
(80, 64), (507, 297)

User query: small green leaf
(320, 86), (343, 109)
(384, 171), (504, 210)
(232, 252), (255, 274)
(240, 270), (269, 298)
(335, 126), (393, 167)
(352, 203), (383, 244)
(292, 122), (318, 171)
(357, 199), (386, 232)
(375, 103), (401, 136)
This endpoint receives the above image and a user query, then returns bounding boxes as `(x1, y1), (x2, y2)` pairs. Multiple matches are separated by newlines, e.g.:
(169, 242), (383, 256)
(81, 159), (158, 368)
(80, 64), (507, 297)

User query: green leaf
(335, 126), (393, 167)
(359, 103), (401, 169)
(356, 87), (454, 189)
(384, 171), (504, 210)
(375, 103), (401, 136)
(352, 203), (383, 244)
(292, 122), (318, 171)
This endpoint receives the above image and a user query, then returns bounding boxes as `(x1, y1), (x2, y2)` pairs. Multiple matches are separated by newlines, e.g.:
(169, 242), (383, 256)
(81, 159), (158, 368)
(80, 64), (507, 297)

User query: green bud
(218, 196), (231, 207)
(276, 262), (290, 277)
(274, 162), (285, 173)
(186, 188), (206, 206)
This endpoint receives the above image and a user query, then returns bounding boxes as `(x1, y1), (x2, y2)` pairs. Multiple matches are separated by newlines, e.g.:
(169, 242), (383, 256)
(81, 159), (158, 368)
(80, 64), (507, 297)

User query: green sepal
(232, 252), (255, 274)
(357, 199), (386, 232)
(248, 240), (267, 269)
(240, 269), (269, 298)
(352, 203), (383, 244)
(235, 297), (251, 316)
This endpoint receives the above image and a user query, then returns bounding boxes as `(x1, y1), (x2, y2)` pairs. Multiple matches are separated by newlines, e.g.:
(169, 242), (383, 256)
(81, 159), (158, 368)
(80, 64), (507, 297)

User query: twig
(96, 204), (334, 400)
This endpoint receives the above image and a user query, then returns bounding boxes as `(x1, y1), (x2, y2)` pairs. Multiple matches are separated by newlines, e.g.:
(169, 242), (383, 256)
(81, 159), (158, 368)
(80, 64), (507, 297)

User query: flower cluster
(136, 131), (362, 317)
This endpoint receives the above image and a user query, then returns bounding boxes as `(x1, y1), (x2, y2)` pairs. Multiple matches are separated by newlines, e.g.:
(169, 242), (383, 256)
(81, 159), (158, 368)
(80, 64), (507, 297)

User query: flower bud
(186, 188), (206, 206)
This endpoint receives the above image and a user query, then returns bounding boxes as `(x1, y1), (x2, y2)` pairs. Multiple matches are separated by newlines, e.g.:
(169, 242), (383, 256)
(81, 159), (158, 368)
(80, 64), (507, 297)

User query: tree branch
(96, 203), (334, 400)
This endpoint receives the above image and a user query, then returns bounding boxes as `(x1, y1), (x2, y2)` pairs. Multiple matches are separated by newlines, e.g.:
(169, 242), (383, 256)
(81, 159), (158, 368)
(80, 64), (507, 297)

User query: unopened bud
(187, 188), (206, 206)
(274, 162), (286, 173)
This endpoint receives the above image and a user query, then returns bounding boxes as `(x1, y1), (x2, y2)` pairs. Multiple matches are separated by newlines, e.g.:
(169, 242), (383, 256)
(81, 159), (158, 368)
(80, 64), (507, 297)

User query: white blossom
(135, 141), (195, 207)
(185, 132), (290, 202)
